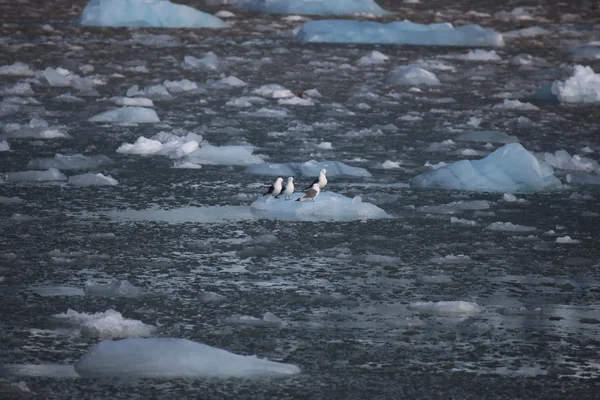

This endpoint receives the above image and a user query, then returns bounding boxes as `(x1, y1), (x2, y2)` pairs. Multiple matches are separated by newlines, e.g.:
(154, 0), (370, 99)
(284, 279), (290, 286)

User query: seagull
(296, 183), (320, 202)
(263, 177), (283, 197)
(276, 177), (295, 200)
(304, 168), (327, 190)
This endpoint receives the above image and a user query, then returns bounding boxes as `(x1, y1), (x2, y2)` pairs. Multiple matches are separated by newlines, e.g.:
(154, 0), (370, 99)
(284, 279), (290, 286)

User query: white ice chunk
(89, 106), (160, 123)
(84, 279), (142, 297)
(555, 236), (580, 244)
(537, 150), (599, 172)
(0, 119), (69, 140)
(112, 97), (154, 107)
(0, 140), (10, 151)
(503, 26), (549, 39)
(251, 192), (388, 221)
(380, 160), (401, 169)
(252, 84), (295, 99)
(384, 65), (440, 85)
(408, 301), (482, 316)
(245, 160), (371, 177)
(494, 7), (533, 22)
(28, 154), (113, 170)
(296, 20), (504, 47)
(74, 338), (300, 378)
(68, 173), (118, 186)
(215, 10), (236, 18)
(566, 172), (600, 186)
(78, 0), (228, 28)
(235, 0), (390, 16)
(410, 143), (563, 193)
(278, 96), (314, 106)
(4, 168), (67, 182)
(0, 62), (35, 76)
(493, 99), (539, 111)
(485, 221), (536, 232)
(172, 161), (202, 169)
(54, 309), (155, 339)
(445, 49), (501, 61)
(418, 200), (489, 214)
(455, 130), (518, 144)
(357, 50), (389, 66)
(0, 82), (34, 96)
(183, 144), (264, 166)
(163, 79), (198, 93)
(40, 67), (70, 86)
(184, 52), (220, 70)
(450, 217), (477, 226)
(550, 65), (600, 103)
(430, 254), (473, 264)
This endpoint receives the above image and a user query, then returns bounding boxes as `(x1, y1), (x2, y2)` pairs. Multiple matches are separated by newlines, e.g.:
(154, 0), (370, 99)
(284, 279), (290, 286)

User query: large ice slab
(28, 154), (113, 170)
(235, 0), (390, 16)
(251, 192), (388, 221)
(410, 143), (563, 193)
(550, 65), (600, 103)
(245, 160), (372, 177)
(78, 0), (228, 28)
(74, 338), (300, 378)
(296, 20), (504, 47)
(89, 106), (160, 123)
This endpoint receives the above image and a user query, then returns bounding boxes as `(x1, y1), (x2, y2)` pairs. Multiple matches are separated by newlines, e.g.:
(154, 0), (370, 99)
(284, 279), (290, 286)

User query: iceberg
(410, 143), (563, 193)
(78, 0), (228, 28)
(245, 160), (371, 177)
(74, 338), (300, 378)
(383, 65), (440, 85)
(27, 154), (113, 170)
(235, 0), (390, 16)
(296, 20), (505, 47)
(251, 192), (388, 221)
(88, 106), (160, 123)
(550, 65), (600, 103)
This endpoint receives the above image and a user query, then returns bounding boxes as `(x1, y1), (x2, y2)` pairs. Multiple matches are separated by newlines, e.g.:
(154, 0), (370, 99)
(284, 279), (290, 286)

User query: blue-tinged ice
(383, 65), (440, 85)
(74, 338), (300, 378)
(410, 143), (563, 193)
(235, 0), (390, 16)
(245, 160), (371, 177)
(296, 20), (504, 47)
(88, 106), (160, 123)
(28, 154), (113, 170)
(251, 192), (388, 221)
(78, 0), (228, 28)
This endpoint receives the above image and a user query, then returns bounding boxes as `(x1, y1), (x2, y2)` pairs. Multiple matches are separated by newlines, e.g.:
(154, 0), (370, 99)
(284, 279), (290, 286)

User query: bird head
(288, 177), (294, 182)
(276, 177), (283, 182)
(320, 168), (327, 175)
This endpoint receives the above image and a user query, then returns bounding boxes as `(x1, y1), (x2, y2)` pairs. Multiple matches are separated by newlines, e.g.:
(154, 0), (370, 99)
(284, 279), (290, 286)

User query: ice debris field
(1, 0), (600, 397)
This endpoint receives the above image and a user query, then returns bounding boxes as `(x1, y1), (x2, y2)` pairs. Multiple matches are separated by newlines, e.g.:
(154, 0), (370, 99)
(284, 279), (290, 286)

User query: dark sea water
(1, 0), (600, 398)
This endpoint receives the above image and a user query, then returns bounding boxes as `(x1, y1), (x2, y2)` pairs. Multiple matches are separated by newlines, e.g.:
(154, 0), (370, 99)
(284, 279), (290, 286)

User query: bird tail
(296, 197), (302, 202)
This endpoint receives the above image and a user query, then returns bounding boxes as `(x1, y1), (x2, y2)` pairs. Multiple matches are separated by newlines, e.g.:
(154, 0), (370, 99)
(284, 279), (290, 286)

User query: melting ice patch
(296, 20), (504, 47)
(245, 160), (371, 177)
(408, 301), (482, 316)
(54, 309), (155, 339)
(74, 338), (300, 378)
(89, 106), (160, 123)
(78, 0), (228, 28)
(235, 0), (390, 16)
(410, 143), (563, 193)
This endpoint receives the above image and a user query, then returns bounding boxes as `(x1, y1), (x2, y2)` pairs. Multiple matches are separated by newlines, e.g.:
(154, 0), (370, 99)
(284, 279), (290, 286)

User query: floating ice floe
(0, 196), (22, 204)
(410, 143), (563, 193)
(235, 0), (390, 16)
(418, 200), (490, 214)
(183, 144), (265, 166)
(54, 309), (155, 339)
(112, 97), (154, 107)
(357, 50), (389, 66)
(536, 150), (599, 172)
(1, 118), (70, 140)
(493, 99), (539, 111)
(0, 62), (36, 76)
(28, 154), (113, 170)
(408, 301), (482, 316)
(444, 49), (501, 61)
(207, 76), (247, 89)
(0, 82), (35, 96)
(566, 172), (600, 186)
(183, 52), (221, 70)
(454, 131), (519, 144)
(296, 20), (504, 47)
(384, 65), (440, 85)
(78, 0), (228, 28)
(485, 221), (536, 232)
(503, 26), (549, 39)
(4, 168), (67, 182)
(75, 338), (300, 378)
(252, 84), (295, 99)
(550, 65), (600, 103)
(37, 67), (100, 94)
(250, 192), (389, 221)
(245, 160), (371, 177)
(68, 173), (118, 186)
(88, 106), (160, 123)
(84, 279), (142, 297)
(572, 43), (600, 61)
(494, 7), (533, 22)
(0, 140), (9, 151)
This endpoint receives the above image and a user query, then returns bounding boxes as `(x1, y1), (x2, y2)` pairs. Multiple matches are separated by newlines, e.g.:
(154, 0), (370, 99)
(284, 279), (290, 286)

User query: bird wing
(305, 188), (318, 198)
(263, 185), (275, 195)
(303, 178), (319, 190)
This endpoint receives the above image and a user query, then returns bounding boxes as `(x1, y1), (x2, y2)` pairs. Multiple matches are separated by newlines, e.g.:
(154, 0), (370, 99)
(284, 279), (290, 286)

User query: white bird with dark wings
(263, 177), (283, 197)
(304, 168), (327, 190)
(277, 177), (295, 200)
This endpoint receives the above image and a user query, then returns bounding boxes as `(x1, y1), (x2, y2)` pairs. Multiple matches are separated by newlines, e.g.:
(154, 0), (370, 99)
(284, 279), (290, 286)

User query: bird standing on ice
(276, 177), (295, 200)
(263, 177), (283, 197)
(304, 168), (327, 190)
(296, 183), (320, 202)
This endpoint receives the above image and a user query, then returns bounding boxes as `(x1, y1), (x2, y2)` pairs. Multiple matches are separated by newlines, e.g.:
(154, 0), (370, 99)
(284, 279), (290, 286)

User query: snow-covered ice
(252, 84), (295, 99)
(410, 143), (563, 193)
(357, 51), (389, 66)
(296, 20), (505, 47)
(408, 301), (482, 316)
(245, 160), (371, 177)
(78, 0), (228, 28)
(4, 168), (67, 182)
(550, 65), (600, 103)
(28, 154), (113, 170)
(68, 173), (118, 186)
(235, 0), (390, 16)
(88, 107), (160, 123)
(384, 65), (440, 86)
(250, 192), (389, 221)
(112, 97), (154, 107)
(84, 279), (142, 297)
(74, 338), (300, 378)
(54, 309), (155, 339)
(0, 62), (35, 76)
